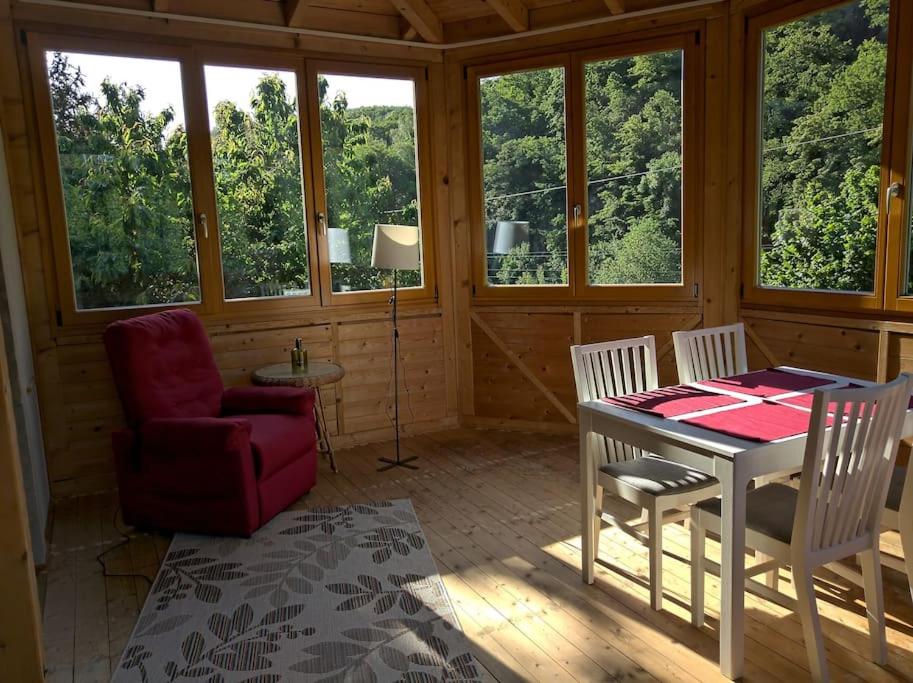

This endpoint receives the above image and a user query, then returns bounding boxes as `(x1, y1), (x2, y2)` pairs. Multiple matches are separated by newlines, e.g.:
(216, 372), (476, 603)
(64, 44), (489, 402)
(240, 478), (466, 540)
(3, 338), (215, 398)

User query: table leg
(716, 459), (747, 680)
(314, 388), (338, 473)
(580, 412), (595, 584)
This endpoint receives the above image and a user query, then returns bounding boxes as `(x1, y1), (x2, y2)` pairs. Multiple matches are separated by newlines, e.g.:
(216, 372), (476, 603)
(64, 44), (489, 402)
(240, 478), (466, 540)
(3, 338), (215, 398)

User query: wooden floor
(40, 427), (913, 682)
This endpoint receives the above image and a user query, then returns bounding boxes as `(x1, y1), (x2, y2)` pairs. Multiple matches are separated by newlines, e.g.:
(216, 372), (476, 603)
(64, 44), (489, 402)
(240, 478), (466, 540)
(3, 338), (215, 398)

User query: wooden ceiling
(30, 0), (691, 46)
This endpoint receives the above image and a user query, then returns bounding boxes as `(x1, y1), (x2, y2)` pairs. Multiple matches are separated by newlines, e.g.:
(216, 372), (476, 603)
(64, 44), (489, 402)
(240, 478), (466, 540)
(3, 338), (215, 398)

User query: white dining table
(577, 366), (913, 680)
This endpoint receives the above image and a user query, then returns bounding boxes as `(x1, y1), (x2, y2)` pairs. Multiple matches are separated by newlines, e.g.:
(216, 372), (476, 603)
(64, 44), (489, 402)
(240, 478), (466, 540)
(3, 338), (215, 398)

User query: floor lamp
(371, 224), (421, 472)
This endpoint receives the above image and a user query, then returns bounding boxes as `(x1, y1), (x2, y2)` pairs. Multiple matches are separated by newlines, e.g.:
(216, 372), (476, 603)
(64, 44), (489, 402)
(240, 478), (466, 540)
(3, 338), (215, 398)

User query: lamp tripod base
(377, 455), (419, 472)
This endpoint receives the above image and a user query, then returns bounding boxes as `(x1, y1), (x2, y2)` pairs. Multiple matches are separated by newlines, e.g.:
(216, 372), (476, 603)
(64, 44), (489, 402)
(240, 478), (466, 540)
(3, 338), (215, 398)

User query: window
(44, 50), (201, 311)
(32, 38), (437, 325)
(757, 1), (888, 295)
(479, 65), (568, 286)
(469, 36), (699, 300)
(584, 50), (683, 286)
(204, 65), (311, 301)
(314, 71), (425, 295)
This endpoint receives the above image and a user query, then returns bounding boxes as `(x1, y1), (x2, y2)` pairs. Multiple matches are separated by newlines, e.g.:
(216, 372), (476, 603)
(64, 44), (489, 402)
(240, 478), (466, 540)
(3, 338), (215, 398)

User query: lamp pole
(378, 268), (418, 471)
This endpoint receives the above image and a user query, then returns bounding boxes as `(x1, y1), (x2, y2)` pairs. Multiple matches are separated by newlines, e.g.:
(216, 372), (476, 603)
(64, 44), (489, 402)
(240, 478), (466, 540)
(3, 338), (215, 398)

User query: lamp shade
(327, 228), (352, 264)
(371, 224), (421, 271)
(492, 220), (530, 254)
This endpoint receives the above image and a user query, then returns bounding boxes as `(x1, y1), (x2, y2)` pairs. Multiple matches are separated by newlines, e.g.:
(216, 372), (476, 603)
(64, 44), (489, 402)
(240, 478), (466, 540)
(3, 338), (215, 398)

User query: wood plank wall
(47, 312), (452, 497)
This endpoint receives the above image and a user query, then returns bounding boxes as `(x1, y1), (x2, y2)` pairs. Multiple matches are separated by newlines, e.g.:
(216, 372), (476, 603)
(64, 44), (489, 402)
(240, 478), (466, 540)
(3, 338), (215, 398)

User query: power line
(763, 126), (881, 154)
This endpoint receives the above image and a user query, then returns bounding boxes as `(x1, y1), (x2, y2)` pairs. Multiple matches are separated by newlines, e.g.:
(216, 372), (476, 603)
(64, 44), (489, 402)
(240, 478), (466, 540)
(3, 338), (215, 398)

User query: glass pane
(317, 74), (423, 293)
(585, 50), (683, 285)
(480, 67), (567, 286)
(45, 51), (200, 310)
(758, 0), (888, 293)
(205, 66), (310, 300)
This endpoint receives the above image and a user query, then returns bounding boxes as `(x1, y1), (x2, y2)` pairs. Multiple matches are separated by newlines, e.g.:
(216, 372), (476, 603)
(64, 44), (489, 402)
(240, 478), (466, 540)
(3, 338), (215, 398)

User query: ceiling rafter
(389, 0), (443, 43)
(486, 0), (529, 33)
(284, 0), (313, 27)
(603, 0), (625, 14)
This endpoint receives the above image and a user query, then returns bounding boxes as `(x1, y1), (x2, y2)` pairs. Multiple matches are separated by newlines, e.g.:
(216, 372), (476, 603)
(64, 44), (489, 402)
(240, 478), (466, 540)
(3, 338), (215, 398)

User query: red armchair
(103, 308), (318, 536)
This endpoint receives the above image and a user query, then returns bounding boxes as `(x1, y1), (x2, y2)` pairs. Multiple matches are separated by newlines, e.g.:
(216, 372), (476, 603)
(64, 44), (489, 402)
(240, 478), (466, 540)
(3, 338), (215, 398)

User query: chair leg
(899, 507), (913, 604)
(690, 506), (704, 627)
(648, 505), (663, 611)
(593, 485), (604, 561)
(860, 547), (887, 666)
(793, 566), (828, 682)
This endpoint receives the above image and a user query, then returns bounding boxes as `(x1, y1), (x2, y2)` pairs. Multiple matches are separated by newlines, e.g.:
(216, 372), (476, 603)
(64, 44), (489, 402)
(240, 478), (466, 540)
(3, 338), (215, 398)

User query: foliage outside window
(317, 74), (423, 293)
(46, 52), (201, 310)
(757, 0), (889, 293)
(479, 66), (568, 286)
(585, 50), (683, 285)
(204, 65), (311, 301)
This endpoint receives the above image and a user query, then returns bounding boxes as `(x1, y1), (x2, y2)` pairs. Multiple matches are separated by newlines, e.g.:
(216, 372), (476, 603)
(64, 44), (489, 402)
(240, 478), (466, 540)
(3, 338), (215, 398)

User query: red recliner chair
(103, 308), (318, 536)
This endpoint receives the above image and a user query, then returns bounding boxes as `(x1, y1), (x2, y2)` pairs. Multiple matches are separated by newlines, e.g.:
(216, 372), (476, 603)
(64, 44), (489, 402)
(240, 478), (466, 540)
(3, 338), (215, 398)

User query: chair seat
(697, 482), (798, 544)
(887, 466), (905, 512)
(599, 456), (717, 497)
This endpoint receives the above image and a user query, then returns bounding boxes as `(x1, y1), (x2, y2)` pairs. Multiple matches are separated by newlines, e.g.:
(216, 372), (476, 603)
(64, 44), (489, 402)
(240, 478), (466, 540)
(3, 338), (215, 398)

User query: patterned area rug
(113, 499), (480, 682)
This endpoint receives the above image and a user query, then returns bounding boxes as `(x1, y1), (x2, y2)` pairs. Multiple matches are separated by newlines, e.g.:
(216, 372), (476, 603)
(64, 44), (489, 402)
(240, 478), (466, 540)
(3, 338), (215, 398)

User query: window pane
(480, 67), (567, 286)
(758, 1), (888, 293)
(585, 50), (683, 285)
(317, 74), (423, 293)
(45, 51), (200, 310)
(206, 66), (310, 300)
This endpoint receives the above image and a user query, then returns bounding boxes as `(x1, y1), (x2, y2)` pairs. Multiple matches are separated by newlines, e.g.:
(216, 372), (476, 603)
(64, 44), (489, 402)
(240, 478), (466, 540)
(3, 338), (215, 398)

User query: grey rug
(113, 499), (480, 683)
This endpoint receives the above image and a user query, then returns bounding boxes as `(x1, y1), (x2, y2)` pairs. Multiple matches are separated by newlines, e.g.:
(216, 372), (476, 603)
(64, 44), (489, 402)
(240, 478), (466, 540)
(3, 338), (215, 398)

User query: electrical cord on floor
(95, 505), (153, 586)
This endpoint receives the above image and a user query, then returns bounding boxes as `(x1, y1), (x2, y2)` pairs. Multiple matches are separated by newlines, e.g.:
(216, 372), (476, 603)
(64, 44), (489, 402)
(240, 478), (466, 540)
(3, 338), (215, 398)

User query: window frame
(570, 32), (702, 302)
(28, 34), (216, 327)
(741, 0), (903, 312)
(194, 48), (322, 316)
(304, 59), (438, 308)
(466, 32), (703, 304)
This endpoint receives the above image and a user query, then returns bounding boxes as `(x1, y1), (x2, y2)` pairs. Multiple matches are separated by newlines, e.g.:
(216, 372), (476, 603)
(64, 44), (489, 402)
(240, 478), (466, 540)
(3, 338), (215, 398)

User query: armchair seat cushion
(240, 413), (318, 481)
(600, 456), (717, 496)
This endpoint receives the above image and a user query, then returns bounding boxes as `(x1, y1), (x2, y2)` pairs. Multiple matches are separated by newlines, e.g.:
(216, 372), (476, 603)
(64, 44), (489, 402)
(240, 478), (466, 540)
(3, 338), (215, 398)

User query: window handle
(573, 203), (582, 226)
(199, 212), (209, 239)
(317, 211), (327, 235)
(886, 182), (903, 216)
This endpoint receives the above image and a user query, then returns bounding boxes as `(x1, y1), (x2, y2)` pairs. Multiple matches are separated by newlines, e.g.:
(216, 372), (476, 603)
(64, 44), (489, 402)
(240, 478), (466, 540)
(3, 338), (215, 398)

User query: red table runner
(698, 368), (833, 398)
(680, 400), (832, 443)
(602, 385), (745, 418)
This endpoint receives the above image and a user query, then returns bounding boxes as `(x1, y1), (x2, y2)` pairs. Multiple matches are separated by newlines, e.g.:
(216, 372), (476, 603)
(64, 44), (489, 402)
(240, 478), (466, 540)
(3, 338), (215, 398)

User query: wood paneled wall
(46, 312), (452, 497)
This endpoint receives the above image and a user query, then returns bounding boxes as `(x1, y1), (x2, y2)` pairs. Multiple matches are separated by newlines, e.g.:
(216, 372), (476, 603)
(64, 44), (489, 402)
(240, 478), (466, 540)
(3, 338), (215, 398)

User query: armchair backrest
(103, 309), (224, 425)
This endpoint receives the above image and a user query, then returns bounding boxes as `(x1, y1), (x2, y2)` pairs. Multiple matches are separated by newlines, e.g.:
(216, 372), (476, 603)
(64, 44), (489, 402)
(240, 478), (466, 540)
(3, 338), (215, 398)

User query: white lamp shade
(371, 224), (421, 271)
(492, 220), (530, 254)
(327, 228), (352, 264)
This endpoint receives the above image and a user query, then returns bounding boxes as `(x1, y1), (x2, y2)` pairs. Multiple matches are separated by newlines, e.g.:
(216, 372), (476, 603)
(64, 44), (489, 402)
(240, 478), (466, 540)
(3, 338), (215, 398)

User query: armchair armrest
(140, 417), (252, 455)
(222, 386), (316, 416)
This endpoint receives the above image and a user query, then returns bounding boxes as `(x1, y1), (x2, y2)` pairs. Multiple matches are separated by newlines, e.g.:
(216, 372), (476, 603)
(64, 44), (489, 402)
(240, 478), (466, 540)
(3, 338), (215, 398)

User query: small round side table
(252, 361), (345, 473)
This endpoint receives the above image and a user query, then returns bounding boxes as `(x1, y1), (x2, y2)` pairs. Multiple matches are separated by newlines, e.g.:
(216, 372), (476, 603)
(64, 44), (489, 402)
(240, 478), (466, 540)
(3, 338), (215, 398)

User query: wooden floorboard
(39, 427), (913, 682)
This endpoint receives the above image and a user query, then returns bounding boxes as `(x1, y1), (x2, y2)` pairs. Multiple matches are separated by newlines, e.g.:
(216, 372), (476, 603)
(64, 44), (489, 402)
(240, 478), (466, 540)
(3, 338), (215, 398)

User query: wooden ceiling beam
(389, 0), (443, 43)
(603, 0), (625, 14)
(284, 0), (312, 27)
(486, 0), (528, 32)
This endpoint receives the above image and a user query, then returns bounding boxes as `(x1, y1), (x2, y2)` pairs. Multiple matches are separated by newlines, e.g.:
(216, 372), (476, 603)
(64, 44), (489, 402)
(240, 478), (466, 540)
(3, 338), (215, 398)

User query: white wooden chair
(571, 335), (720, 610)
(690, 374), (913, 682)
(672, 322), (747, 384)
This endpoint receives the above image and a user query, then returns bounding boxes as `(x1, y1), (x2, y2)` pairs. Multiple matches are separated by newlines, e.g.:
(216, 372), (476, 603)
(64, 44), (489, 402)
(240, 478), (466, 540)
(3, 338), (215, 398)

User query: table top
(252, 361), (345, 388)
(578, 366), (910, 462)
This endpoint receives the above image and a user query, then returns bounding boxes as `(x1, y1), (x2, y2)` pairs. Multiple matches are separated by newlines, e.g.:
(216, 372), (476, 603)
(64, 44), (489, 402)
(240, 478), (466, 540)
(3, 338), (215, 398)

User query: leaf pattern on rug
(113, 500), (479, 683)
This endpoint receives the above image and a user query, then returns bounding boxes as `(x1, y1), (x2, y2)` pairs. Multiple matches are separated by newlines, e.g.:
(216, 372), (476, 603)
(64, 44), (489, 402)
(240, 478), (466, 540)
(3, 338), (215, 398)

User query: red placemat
(602, 385), (745, 418)
(778, 383), (863, 410)
(680, 401), (831, 443)
(698, 368), (834, 398)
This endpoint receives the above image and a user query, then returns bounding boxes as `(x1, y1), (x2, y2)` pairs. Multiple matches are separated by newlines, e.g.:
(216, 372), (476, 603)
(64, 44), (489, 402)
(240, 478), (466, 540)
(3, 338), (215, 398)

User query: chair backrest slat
(794, 375), (913, 556)
(571, 336), (659, 464)
(673, 323), (748, 384)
